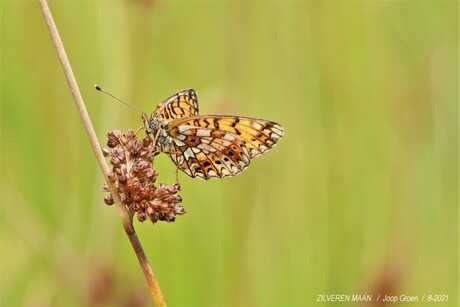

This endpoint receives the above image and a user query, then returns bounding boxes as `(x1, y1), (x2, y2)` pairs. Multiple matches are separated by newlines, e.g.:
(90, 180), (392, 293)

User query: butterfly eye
(142, 118), (155, 132)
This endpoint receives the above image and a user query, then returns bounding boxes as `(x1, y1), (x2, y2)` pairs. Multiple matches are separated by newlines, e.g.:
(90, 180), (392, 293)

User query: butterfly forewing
(153, 89), (199, 122)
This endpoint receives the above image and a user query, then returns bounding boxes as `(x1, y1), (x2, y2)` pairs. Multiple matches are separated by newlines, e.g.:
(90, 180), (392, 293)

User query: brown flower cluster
(102, 130), (185, 224)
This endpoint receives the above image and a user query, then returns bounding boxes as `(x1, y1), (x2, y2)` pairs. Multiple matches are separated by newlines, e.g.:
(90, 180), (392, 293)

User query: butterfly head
(141, 113), (167, 135)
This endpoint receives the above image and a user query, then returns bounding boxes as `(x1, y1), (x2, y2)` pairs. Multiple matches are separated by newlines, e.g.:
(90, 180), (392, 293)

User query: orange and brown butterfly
(140, 89), (284, 179)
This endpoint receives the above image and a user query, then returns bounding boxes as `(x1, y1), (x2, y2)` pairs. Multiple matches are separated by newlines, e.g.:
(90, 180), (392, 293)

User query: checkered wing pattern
(148, 90), (284, 179)
(152, 89), (199, 122)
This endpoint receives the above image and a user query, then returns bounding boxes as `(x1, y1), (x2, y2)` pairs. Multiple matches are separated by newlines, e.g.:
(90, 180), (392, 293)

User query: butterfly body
(142, 89), (284, 179)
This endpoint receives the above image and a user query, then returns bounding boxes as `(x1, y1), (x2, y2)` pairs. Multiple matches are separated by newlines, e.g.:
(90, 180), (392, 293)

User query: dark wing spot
(228, 151), (234, 157)
(213, 118), (220, 129)
(211, 131), (226, 138)
(234, 129), (242, 135)
(215, 160), (222, 164)
(203, 161), (211, 167)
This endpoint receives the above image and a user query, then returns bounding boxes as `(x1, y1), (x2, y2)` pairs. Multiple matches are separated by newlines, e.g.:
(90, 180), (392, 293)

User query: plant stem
(38, 0), (166, 305)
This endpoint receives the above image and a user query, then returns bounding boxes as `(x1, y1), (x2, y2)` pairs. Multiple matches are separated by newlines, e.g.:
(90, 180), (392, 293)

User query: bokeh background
(1, 1), (458, 306)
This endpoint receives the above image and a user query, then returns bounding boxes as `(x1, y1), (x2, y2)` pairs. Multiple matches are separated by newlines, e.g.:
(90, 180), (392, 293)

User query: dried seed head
(107, 139), (117, 148)
(102, 148), (110, 157)
(104, 195), (114, 205)
(107, 172), (116, 182)
(142, 136), (151, 147)
(117, 174), (128, 184)
(102, 130), (185, 224)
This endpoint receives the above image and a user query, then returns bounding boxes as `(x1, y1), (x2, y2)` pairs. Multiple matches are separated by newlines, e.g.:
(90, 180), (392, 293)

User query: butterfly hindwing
(169, 115), (284, 158)
(167, 125), (251, 179)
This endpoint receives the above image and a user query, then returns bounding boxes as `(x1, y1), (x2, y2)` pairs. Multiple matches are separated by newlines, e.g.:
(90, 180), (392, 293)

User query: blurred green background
(1, 1), (458, 306)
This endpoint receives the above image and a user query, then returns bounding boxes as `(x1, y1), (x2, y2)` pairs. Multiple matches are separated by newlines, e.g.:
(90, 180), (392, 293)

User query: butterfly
(141, 89), (284, 179)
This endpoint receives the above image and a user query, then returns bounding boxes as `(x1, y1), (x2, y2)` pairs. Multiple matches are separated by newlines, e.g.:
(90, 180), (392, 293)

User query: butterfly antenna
(94, 84), (147, 115)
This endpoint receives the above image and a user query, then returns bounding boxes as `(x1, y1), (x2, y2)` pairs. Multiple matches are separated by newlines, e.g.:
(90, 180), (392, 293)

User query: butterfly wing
(169, 115), (284, 158)
(167, 125), (251, 179)
(152, 89), (199, 123)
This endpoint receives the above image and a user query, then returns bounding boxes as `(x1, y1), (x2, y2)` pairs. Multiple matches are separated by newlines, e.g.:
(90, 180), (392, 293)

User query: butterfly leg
(175, 166), (180, 185)
(134, 125), (145, 136)
(151, 129), (162, 148)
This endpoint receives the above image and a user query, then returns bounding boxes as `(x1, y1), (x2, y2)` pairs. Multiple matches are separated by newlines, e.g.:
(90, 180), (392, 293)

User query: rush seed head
(102, 129), (185, 224)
